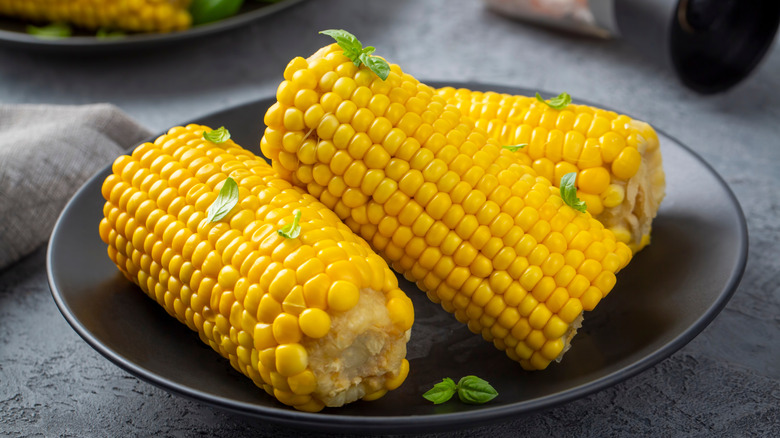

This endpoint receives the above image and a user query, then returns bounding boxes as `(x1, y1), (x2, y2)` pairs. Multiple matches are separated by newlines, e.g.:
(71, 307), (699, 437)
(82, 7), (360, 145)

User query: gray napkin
(0, 104), (152, 270)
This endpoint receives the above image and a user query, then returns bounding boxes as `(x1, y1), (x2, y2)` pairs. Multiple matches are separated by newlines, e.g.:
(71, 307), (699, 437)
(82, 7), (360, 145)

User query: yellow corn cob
(436, 88), (666, 253)
(0, 0), (191, 33)
(98, 124), (414, 411)
(260, 42), (633, 371)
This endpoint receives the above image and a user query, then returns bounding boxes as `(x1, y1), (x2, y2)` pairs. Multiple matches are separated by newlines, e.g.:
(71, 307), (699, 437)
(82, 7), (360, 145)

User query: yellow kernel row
(438, 88), (647, 187)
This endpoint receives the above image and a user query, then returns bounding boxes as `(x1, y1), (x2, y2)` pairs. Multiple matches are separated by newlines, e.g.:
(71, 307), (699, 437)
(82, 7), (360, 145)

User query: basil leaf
(422, 378), (458, 404)
(502, 144), (527, 152)
(190, 0), (244, 25)
(321, 29), (390, 81)
(27, 22), (71, 39)
(320, 29), (362, 60)
(560, 172), (587, 213)
(207, 177), (239, 223)
(456, 376), (498, 405)
(204, 126), (231, 144)
(277, 210), (302, 239)
(536, 92), (572, 110)
(360, 53), (390, 80)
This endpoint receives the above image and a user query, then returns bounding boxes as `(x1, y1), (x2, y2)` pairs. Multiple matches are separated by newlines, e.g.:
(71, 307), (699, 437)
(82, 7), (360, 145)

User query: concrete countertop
(1, 0), (778, 436)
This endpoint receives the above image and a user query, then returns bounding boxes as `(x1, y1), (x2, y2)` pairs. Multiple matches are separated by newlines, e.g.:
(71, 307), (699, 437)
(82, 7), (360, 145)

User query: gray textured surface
(1, 0), (779, 436)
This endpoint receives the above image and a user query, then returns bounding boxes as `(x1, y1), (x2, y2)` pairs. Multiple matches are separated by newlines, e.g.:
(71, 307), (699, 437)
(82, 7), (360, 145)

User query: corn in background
(0, 0), (191, 32)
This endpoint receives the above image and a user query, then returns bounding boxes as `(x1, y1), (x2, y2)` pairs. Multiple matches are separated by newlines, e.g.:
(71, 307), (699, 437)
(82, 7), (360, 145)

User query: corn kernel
(288, 370), (318, 395)
(275, 343), (308, 377)
(327, 280), (359, 312)
(612, 147), (641, 180)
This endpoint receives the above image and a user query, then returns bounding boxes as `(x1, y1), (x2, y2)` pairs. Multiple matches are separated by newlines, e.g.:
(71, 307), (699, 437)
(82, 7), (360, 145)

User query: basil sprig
(560, 172), (587, 213)
(277, 209), (302, 239)
(502, 144), (527, 152)
(536, 91), (572, 110)
(319, 29), (390, 80)
(207, 177), (239, 222)
(204, 126), (231, 144)
(423, 376), (498, 405)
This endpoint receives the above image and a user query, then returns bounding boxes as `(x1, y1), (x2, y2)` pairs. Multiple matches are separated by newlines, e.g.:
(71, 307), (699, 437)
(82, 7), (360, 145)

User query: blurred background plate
(0, 0), (304, 54)
(47, 84), (747, 433)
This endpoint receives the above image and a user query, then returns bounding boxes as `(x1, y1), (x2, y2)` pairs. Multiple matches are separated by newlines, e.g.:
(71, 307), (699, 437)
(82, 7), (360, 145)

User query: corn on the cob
(260, 39), (633, 371)
(436, 88), (666, 253)
(0, 0), (192, 33)
(98, 124), (414, 411)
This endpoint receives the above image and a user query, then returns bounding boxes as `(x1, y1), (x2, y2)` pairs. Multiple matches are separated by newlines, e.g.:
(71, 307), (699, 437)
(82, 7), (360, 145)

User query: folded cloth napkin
(0, 104), (151, 270)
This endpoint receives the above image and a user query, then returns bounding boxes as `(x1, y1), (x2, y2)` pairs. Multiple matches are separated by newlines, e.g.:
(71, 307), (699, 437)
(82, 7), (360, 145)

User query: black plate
(47, 84), (747, 433)
(0, 0), (303, 54)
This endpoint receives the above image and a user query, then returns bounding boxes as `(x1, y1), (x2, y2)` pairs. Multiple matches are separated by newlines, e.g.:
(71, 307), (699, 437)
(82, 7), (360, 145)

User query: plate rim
(46, 82), (748, 432)
(0, 0), (304, 52)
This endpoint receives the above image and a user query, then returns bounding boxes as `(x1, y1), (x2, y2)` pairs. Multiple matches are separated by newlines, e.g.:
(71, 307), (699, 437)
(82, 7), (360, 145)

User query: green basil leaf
(502, 144), (527, 152)
(189, 0), (244, 25)
(277, 209), (302, 239)
(27, 22), (71, 39)
(360, 53), (390, 80)
(204, 126), (231, 144)
(319, 29), (361, 49)
(559, 172), (587, 213)
(536, 92), (572, 110)
(320, 29), (363, 61)
(456, 376), (498, 405)
(207, 177), (239, 223)
(422, 378), (458, 404)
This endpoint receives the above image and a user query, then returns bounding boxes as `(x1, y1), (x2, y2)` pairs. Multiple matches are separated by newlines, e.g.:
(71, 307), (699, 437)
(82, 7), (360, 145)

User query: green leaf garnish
(277, 210), (302, 239)
(26, 22), (71, 39)
(360, 53), (391, 81)
(189, 0), (244, 25)
(207, 177), (239, 222)
(502, 144), (527, 152)
(96, 28), (126, 39)
(560, 172), (587, 213)
(319, 29), (361, 59)
(536, 92), (572, 110)
(457, 376), (498, 404)
(423, 376), (498, 405)
(319, 29), (390, 80)
(422, 378), (458, 404)
(204, 126), (231, 144)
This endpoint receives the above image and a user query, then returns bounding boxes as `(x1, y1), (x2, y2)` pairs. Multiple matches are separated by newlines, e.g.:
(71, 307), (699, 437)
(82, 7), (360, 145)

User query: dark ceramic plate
(47, 84), (747, 433)
(0, 0), (303, 54)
